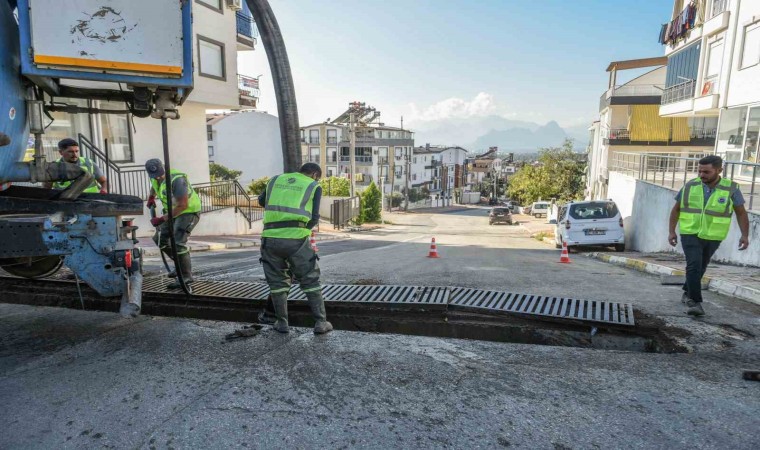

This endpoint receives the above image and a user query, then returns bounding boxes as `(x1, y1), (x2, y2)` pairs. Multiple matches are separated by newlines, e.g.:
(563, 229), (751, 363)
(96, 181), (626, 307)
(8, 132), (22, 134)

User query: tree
(247, 176), (270, 196)
(319, 176), (350, 197)
(506, 139), (586, 205)
(359, 182), (382, 223)
(209, 163), (242, 181)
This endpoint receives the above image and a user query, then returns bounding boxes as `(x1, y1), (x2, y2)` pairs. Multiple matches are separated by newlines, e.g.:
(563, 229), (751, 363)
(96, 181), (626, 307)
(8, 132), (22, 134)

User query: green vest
(679, 177), (737, 241)
(53, 157), (100, 193)
(262, 172), (318, 239)
(150, 169), (202, 216)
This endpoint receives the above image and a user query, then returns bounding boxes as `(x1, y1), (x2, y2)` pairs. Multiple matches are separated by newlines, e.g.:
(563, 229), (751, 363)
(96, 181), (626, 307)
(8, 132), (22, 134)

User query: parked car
(554, 200), (625, 252)
(489, 207), (513, 225)
(530, 201), (550, 218)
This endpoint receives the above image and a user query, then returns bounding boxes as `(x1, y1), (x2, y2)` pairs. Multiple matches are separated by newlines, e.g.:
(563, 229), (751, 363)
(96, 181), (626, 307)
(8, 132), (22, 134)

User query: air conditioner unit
(225, 0), (242, 11)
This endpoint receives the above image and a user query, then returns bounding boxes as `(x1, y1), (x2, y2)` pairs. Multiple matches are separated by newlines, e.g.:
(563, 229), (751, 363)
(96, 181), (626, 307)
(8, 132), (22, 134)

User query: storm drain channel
(1, 275), (683, 353)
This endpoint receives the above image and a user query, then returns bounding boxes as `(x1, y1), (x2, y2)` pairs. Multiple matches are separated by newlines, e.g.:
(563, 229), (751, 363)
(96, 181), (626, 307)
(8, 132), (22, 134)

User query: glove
(146, 195), (156, 208)
(150, 216), (166, 227)
(99, 189), (108, 194)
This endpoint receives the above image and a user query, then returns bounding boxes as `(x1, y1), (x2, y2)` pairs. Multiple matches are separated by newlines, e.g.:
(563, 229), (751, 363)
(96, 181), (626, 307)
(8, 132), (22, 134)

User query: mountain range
(408, 115), (589, 154)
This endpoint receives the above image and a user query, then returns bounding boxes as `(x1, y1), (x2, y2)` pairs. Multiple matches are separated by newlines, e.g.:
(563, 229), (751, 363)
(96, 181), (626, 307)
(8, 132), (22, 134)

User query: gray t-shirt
(674, 179), (745, 207)
(171, 175), (188, 199)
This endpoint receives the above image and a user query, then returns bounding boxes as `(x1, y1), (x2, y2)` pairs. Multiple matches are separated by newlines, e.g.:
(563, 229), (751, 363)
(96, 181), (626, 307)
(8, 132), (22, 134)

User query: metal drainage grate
(449, 287), (635, 326)
(142, 278), (271, 299)
(289, 284), (449, 305)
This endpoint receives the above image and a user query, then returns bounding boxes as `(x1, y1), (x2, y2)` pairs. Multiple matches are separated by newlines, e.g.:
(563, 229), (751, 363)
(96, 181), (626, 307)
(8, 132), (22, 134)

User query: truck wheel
(614, 244), (626, 252)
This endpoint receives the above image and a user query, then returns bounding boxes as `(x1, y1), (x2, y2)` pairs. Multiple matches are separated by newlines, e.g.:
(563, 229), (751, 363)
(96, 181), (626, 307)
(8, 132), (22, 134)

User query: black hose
(245, 0), (301, 172)
(150, 205), (173, 274)
(160, 118), (192, 295)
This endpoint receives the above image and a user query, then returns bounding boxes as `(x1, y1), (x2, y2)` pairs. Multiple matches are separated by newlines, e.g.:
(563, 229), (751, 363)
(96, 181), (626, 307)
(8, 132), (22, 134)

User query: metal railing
(235, 12), (258, 40)
(327, 137), (338, 144)
(690, 127), (718, 139)
(609, 151), (758, 212)
(599, 84), (665, 110)
(330, 196), (361, 229)
(603, 127), (717, 143)
(710, 0), (728, 18)
(662, 80), (696, 105)
(606, 128), (631, 140)
(340, 155), (373, 163)
(238, 74), (260, 99)
(192, 180), (263, 227)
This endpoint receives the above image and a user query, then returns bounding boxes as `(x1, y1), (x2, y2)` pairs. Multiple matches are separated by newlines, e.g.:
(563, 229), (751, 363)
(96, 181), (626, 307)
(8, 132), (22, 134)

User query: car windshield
(569, 202), (619, 220)
(492, 208), (509, 214)
(534, 204), (548, 209)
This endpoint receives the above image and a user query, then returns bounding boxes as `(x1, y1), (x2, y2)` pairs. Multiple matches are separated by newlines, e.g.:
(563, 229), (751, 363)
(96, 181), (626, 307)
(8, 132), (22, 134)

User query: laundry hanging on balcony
(660, 2), (698, 45)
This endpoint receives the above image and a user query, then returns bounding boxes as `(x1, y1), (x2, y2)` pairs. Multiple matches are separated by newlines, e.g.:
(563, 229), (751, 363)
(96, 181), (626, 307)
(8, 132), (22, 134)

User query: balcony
(238, 74), (259, 108)
(704, 0), (730, 36)
(236, 12), (258, 50)
(710, 0), (728, 18)
(599, 84), (664, 111)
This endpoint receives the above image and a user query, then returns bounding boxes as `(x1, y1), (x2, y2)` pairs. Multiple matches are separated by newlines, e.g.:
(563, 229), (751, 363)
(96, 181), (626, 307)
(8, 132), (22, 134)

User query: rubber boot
(161, 249), (177, 278)
(271, 292), (290, 333)
(167, 253), (193, 289)
(306, 291), (333, 335)
(257, 295), (277, 325)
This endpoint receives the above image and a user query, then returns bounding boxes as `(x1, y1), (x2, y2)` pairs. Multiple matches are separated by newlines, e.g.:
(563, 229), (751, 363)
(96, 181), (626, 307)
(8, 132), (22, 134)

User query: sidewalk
(138, 231), (347, 257)
(586, 251), (760, 306)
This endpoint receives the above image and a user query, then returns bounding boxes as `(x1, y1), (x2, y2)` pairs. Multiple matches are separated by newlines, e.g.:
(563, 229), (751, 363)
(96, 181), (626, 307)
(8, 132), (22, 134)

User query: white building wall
(724, 1), (760, 107)
(210, 112), (283, 184)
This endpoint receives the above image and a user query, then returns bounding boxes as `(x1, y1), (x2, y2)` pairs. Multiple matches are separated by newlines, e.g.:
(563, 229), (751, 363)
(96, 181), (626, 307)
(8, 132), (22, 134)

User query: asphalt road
(2, 206), (759, 448)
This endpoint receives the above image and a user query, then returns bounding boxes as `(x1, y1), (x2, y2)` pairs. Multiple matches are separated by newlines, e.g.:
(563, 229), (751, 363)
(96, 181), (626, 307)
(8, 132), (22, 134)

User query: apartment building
(466, 147), (503, 190)
(39, 0), (259, 185)
(588, 57), (717, 200)
(658, 0), (760, 178)
(410, 145), (468, 198)
(300, 118), (415, 194)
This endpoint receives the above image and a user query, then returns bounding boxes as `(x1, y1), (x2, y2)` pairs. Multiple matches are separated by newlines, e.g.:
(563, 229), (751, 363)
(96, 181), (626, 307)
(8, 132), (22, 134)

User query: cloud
(407, 92), (497, 122)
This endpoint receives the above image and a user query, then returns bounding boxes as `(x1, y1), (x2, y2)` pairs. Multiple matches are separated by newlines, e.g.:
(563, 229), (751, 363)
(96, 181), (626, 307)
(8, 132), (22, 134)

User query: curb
(586, 252), (760, 307)
(140, 234), (347, 258)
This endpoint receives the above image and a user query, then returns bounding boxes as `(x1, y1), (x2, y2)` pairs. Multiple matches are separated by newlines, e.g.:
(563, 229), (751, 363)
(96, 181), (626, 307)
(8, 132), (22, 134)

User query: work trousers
(260, 237), (321, 295)
(680, 234), (722, 303)
(152, 213), (200, 255)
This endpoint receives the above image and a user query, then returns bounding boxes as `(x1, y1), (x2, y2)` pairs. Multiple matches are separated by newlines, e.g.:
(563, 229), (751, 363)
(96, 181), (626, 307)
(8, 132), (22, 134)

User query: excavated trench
(0, 276), (689, 353)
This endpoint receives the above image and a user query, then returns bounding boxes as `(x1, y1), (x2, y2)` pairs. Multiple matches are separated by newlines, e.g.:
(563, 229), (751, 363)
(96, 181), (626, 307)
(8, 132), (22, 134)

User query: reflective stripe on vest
(678, 177), (736, 241)
(52, 157), (100, 193)
(262, 173), (318, 239)
(150, 169), (202, 216)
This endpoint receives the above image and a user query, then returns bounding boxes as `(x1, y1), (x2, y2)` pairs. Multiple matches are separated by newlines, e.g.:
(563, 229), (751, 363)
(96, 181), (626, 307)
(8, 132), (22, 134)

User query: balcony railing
(236, 12), (258, 41)
(340, 155), (373, 163)
(327, 137), (338, 144)
(662, 80), (696, 105)
(238, 74), (259, 107)
(610, 151), (758, 212)
(604, 126), (717, 144)
(599, 84), (665, 110)
(710, 0), (728, 18)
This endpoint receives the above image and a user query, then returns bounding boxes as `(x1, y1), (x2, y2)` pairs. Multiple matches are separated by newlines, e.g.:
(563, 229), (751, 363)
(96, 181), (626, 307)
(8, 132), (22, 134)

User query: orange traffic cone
(559, 241), (571, 264)
(427, 237), (440, 258)
(310, 231), (319, 252)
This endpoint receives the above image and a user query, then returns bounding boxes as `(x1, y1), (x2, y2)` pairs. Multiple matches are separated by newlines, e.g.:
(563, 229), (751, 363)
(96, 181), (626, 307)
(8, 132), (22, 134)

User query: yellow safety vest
(679, 177), (737, 241)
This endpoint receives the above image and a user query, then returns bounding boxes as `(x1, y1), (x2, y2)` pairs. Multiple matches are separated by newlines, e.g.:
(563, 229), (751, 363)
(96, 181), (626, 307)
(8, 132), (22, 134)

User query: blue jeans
(680, 234), (721, 303)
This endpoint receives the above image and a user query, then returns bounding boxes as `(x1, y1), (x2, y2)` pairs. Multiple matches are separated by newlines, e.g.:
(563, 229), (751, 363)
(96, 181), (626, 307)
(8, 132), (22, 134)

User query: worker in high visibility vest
(145, 158), (202, 289)
(257, 163), (332, 334)
(669, 155), (750, 316)
(44, 138), (108, 193)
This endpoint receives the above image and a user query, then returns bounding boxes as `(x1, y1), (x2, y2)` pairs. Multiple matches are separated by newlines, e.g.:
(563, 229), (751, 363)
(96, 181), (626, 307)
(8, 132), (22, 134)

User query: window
(196, 0), (223, 13)
(327, 147), (337, 163)
(665, 42), (701, 87)
(327, 129), (337, 144)
(309, 129), (319, 144)
(413, 157), (417, 164)
(98, 100), (133, 162)
(207, 125), (213, 141)
(198, 36), (226, 80)
(740, 22), (760, 69)
(569, 202), (619, 220)
(208, 146), (214, 156)
(309, 147), (320, 163)
(705, 39), (723, 79)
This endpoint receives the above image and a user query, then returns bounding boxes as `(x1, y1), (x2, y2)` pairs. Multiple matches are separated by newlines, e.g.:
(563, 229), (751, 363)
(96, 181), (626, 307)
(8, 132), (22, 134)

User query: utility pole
(349, 111), (356, 197)
(404, 147), (410, 211)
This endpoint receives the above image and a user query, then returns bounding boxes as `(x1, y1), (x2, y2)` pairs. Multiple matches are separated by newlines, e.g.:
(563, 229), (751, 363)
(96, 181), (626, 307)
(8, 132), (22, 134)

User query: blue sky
(238, 0), (672, 129)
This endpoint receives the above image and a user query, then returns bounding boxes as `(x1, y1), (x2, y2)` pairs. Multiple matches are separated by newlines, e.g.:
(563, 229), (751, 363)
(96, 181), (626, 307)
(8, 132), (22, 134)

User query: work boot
(306, 291), (333, 335)
(271, 292), (290, 333)
(167, 253), (194, 289)
(686, 300), (705, 317)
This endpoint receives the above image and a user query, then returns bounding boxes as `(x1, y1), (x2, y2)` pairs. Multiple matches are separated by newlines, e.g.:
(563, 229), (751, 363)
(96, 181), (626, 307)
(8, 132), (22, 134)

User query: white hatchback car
(554, 200), (625, 252)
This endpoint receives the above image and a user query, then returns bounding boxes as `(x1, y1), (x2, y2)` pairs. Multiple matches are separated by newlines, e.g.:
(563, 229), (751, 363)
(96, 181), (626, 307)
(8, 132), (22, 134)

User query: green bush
(247, 176), (270, 196)
(360, 182), (382, 223)
(319, 176), (350, 197)
(209, 163), (242, 181)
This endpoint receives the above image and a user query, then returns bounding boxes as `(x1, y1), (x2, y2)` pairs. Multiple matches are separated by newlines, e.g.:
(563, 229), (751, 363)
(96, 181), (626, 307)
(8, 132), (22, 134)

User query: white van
(554, 200), (625, 252)
(530, 201), (550, 218)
